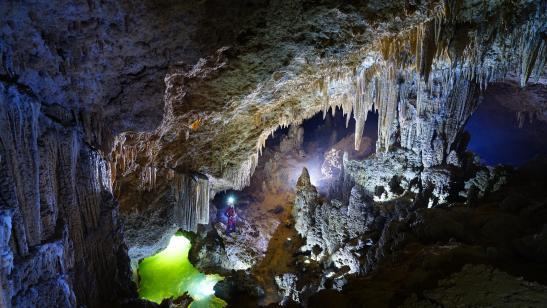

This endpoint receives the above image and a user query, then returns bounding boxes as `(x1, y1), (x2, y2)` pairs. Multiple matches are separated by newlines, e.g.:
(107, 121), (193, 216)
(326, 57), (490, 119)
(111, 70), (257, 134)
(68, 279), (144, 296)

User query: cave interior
(1, 0), (547, 307)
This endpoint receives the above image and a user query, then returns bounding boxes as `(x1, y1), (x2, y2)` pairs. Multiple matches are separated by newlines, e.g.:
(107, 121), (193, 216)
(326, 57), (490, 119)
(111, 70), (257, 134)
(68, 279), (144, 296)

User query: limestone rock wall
(0, 0), (263, 137)
(0, 84), (133, 307)
(1, 1), (267, 304)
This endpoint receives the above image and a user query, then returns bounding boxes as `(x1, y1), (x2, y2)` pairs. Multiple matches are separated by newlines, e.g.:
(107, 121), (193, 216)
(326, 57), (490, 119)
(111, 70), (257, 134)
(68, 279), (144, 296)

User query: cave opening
(465, 84), (547, 166)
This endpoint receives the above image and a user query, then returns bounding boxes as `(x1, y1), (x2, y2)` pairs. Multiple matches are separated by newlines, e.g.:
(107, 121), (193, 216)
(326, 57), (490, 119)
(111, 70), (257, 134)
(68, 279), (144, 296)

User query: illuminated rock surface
(138, 233), (226, 307)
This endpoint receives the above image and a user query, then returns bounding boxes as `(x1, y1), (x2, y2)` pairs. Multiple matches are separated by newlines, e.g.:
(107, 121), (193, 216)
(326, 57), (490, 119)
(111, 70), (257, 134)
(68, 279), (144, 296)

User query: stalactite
(109, 134), (144, 190)
(139, 165), (157, 192)
(106, 0), (545, 212)
(299, 2), (546, 167)
(173, 173), (210, 232)
(224, 152), (258, 190)
(519, 12), (546, 87)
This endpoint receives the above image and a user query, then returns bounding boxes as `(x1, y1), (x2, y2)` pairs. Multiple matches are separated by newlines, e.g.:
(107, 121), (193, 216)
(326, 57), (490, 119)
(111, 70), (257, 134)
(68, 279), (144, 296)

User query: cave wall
(0, 0), (264, 137)
(0, 0), (268, 306)
(0, 84), (132, 306)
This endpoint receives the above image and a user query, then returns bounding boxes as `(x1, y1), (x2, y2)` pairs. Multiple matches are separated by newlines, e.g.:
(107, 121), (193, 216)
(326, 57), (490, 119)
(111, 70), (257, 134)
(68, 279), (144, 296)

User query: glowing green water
(138, 233), (227, 307)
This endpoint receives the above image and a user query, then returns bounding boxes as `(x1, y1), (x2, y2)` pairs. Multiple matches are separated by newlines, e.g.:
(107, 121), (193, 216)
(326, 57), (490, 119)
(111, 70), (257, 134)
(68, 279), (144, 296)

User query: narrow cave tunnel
(1, 1), (547, 308)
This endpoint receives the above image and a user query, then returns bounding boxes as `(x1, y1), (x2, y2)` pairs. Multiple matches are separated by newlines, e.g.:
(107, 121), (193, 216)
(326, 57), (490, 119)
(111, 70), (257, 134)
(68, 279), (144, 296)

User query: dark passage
(465, 90), (547, 165)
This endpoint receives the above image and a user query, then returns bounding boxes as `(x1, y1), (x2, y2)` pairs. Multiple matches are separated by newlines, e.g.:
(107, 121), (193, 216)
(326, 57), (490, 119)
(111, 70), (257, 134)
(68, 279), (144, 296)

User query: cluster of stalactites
(109, 132), (160, 193)
(223, 152), (259, 191)
(172, 173), (210, 232)
(139, 165), (157, 192)
(313, 4), (545, 158)
(109, 135), (138, 189)
(235, 98), (328, 191)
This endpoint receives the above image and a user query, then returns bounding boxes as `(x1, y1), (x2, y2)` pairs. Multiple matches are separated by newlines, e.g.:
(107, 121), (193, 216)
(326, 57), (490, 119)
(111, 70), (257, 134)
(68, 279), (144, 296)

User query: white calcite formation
(293, 169), (373, 273)
(275, 273), (300, 305)
(344, 149), (423, 202)
(460, 166), (509, 201)
(321, 148), (343, 180)
(344, 147), (510, 206)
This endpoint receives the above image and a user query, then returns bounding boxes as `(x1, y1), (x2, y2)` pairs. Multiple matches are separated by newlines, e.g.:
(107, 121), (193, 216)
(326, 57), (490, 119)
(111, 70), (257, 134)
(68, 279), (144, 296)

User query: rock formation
(112, 0), (545, 198)
(307, 155), (547, 306)
(291, 168), (373, 297)
(103, 0), (545, 260)
(0, 84), (132, 307)
(1, 0), (545, 306)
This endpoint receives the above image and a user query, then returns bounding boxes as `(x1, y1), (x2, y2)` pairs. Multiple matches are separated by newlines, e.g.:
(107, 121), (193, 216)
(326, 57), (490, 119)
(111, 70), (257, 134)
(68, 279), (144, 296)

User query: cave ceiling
(111, 0), (545, 204)
(2, 0), (545, 205)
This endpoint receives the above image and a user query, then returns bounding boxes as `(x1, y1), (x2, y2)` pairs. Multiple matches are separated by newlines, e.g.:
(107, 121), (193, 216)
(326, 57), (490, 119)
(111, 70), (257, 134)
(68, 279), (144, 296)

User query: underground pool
(137, 232), (227, 307)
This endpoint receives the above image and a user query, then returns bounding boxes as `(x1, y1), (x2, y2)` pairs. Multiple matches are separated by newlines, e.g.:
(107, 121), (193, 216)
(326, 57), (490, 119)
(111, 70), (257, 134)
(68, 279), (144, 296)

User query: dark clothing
(225, 207), (237, 234)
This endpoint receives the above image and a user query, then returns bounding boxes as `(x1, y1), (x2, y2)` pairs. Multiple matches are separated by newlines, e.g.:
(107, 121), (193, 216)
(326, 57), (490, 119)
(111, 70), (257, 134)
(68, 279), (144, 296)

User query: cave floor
(250, 191), (304, 305)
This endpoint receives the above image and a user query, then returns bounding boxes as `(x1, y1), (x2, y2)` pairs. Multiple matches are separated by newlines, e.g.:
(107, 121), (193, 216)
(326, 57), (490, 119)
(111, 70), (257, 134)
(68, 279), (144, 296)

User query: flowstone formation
(0, 84), (132, 307)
